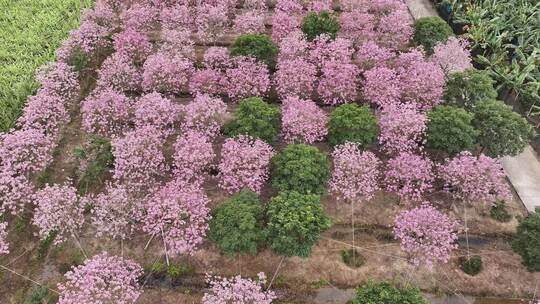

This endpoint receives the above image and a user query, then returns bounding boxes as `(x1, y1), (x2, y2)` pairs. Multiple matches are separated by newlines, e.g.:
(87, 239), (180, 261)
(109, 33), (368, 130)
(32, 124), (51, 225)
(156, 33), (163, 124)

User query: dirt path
(502, 146), (540, 212)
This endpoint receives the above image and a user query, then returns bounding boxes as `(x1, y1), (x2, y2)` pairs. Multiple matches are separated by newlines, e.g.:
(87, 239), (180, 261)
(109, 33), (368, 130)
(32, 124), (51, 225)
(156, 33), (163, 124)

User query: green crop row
(0, 0), (94, 132)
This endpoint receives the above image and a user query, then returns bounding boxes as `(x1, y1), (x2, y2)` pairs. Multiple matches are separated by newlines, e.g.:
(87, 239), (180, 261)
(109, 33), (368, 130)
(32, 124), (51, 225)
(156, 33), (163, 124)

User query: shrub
(224, 97), (281, 143)
(444, 69), (498, 110)
(209, 190), (265, 255)
(301, 11), (340, 41)
(426, 105), (478, 154)
(218, 135), (275, 194)
(459, 255), (483, 276)
(271, 144), (330, 194)
(352, 280), (429, 304)
(327, 104), (378, 147)
(167, 263), (193, 281)
(74, 136), (113, 192)
(341, 249), (366, 268)
(231, 34), (277, 67)
(203, 273), (276, 304)
(413, 17), (453, 53)
(490, 201), (512, 223)
(265, 191), (331, 257)
(512, 209), (540, 271)
(473, 99), (535, 157)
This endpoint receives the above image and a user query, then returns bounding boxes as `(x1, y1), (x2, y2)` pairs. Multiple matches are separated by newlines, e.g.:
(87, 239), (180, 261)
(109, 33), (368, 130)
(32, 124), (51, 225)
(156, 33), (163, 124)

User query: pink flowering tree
(121, 3), (160, 31)
(363, 49), (446, 111)
(308, 35), (354, 67)
(112, 126), (168, 193)
(226, 56), (270, 100)
(317, 61), (359, 104)
(58, 252), (144, 304)
(385, 152), (435, 203)
(376, 9), (413, 49)
(142, 52), (194, 94)
(35, 62), (80, 102)
(56, 20), (111, 66)
(17, 92), (69, 137)
(309, 0), (332, 12)
(88, 184), (141, 241)
(202, 272), (276, 304)
(32, 183), (84, 245)
(362, 67), (401, 108)
(189, 68), (229, 96)
(275, 0), (304, 14)
(271, 12), (301, 43)
(0, 170), (35, 215)
(329, 143), (382, 202)
(329, 143), (381, 258)
(274, 58), (317, 99)
(142, 180), (210, 259)
(378, 103), (427, 153)
(160, 4), (193, 31)
(431, 37), (473, 74)
(181, 93), (228, 139)
(277, 31), (310, 60)
(160, 29), (196, 61)
(195, 3), (230, 44)
(394, 48), (446, 111)
(281, 97), (328, 144)
(0, 128), (54, 176)
(112, 28), (152, 64)
(233, 11), (266, 34)
(0, 221), (8, 254)
(438, 151), (512, 205)
(133, 92), (180, 135)
(393, 203), (459, 267)
(218, 135), (275, 194)
(339, 10), (376, 45)
(81, 88), (133, 138)
(203, 47), (231, 70)
(97, 53), (142, 92)
(354, 41), (393, 71)
(173, 130), (215, 184)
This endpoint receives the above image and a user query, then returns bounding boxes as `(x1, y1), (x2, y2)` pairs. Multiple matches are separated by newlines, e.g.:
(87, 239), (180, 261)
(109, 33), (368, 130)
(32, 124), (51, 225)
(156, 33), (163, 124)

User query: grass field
(0, 0), (94, 132)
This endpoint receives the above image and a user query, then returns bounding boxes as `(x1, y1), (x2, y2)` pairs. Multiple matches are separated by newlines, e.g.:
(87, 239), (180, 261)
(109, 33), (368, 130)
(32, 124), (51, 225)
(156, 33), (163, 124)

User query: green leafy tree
(444, 69), (498, 110)
(473, 99), (535, 157)
(328, 104), (378, 147)
(271, 144), (330, 194)
(413, 17), (453, 53)
(209, 190), (265, 255)
(512, 209), (540, 272)
(231, 34), (278, 67)
(265, 191), (331, 257)
(301, 11), (340, 41)
(352, 280), (429, 304)
(224, 97), (281, 144)
(426, 105), (478, 154)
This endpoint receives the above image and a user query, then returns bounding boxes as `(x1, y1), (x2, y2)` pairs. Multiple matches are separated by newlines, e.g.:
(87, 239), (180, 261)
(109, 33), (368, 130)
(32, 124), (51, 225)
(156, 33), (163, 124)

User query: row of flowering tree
(0, 0), (532, 302)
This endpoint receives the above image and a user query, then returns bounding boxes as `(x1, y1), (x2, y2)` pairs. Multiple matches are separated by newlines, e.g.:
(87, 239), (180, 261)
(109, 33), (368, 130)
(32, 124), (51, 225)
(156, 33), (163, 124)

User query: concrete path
(502, 146), (540, 212)
(404, 0), (540, 213)
(405, 0), (439, 19)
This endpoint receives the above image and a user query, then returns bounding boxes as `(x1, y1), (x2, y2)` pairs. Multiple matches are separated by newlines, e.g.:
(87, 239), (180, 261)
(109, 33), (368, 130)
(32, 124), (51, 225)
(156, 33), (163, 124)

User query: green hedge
(0, 0), (93, 131)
